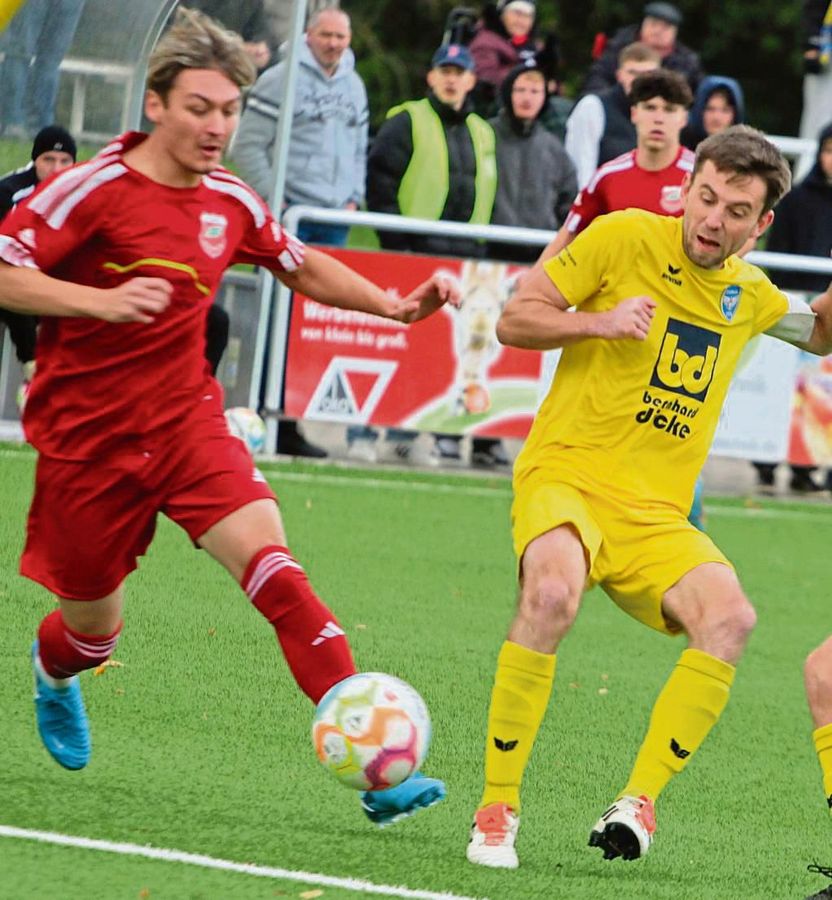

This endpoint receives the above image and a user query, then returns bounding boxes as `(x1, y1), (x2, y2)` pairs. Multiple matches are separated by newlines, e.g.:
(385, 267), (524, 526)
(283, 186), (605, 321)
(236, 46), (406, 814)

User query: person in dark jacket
(752, 121), (832, 494)
(0, 126), (76, 408)
(681, 75), (745, 150)
(565, 41), (660, 189)
(488, 61), (577, 263)
(581, 2), (703, 97)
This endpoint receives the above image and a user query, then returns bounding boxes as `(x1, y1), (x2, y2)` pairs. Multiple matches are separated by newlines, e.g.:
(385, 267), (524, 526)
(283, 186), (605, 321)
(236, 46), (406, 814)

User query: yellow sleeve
(752, 277), (791, 336)
(542, 212), (626, 309)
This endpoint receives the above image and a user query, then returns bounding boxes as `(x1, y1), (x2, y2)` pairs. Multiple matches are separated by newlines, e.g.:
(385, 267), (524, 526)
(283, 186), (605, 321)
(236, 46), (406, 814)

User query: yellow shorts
(511, 468), (732, 635)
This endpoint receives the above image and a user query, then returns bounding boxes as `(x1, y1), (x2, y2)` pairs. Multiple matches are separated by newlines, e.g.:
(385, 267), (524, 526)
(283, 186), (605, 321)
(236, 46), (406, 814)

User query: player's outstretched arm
(497, 264), (656, 351)
(276, 246), (459, 323)
(0, 262), (172, 322)
(794, 285), (832, 356)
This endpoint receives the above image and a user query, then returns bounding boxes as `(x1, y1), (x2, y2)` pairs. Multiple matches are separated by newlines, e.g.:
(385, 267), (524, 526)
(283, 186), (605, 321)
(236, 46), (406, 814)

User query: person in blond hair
(0, 7), (448, 826)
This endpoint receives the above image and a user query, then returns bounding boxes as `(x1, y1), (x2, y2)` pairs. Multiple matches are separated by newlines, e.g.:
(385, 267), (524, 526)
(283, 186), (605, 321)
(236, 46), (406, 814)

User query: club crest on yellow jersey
(720, 285), (742, 322)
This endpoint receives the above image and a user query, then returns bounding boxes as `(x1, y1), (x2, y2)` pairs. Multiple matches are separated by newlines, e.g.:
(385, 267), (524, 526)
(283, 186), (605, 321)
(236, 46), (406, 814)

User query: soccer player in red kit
(542, 68), (694, 261)
(0, 9), (452, 825)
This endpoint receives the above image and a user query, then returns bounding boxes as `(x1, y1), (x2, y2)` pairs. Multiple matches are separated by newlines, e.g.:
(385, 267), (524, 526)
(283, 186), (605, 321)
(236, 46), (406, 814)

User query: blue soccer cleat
(32, 640), (90, 770)
(360, 771), (447, 827)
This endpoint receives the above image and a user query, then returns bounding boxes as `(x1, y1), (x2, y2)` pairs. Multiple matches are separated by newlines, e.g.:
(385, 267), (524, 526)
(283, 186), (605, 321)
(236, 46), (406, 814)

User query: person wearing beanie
(0, 125), (78, 410)
(469, 0), (560, 118)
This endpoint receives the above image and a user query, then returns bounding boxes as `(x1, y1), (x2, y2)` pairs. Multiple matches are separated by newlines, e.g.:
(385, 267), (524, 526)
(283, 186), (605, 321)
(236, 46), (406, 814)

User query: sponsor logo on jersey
(659, 184), (684, 214)
(199, 211), (228, 258)
(650, 318), (721, 402)
(661, 262), (683, 286)
(720, 284), (742, 322)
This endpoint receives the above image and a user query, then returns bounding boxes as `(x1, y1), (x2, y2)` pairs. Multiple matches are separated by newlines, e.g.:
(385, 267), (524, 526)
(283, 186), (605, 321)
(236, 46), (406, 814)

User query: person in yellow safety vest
(367, 42), (497, 260)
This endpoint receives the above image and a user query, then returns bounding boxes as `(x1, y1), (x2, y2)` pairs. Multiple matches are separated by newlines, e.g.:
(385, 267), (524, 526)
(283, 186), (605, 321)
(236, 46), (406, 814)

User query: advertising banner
(787, 350), (832, 466)
(284, 249), (543, 438)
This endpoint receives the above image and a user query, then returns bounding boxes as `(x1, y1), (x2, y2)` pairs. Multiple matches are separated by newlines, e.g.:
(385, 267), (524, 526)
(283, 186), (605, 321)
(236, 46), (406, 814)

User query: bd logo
(650, 318), (721, 402)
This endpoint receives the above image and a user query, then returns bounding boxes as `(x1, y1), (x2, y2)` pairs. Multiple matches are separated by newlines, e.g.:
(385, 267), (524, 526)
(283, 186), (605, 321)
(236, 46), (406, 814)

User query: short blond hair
(147, 7), (256, 100)
(693, 125), (792, 213)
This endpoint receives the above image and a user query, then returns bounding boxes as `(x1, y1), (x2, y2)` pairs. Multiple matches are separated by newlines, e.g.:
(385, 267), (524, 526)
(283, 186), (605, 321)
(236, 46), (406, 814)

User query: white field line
(2, 445), (831, 522)
(0, 825), (488, 900)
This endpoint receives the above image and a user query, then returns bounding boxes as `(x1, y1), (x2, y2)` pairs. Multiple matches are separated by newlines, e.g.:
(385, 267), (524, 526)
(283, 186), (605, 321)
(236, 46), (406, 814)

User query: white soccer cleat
(466, 802), (520, 869)
(589, 794), (656, 861)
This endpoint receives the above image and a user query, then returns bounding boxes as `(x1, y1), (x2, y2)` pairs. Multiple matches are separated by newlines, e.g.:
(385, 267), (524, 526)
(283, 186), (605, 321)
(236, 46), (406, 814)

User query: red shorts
(21, 408), (276, 600)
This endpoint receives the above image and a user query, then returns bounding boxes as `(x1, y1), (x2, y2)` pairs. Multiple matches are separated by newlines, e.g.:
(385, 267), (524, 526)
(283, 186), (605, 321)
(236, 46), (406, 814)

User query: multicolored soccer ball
(224, 407), (266, 455)
(312, 672), (431, 791)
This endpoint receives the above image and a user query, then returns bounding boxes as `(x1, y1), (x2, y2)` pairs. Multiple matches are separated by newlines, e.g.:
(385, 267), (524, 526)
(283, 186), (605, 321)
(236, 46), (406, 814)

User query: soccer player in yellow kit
(466, 125), (832, 869)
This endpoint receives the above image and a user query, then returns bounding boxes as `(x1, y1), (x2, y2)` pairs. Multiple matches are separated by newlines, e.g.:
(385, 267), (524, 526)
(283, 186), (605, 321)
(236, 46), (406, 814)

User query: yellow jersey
(516, 209), (790, 513)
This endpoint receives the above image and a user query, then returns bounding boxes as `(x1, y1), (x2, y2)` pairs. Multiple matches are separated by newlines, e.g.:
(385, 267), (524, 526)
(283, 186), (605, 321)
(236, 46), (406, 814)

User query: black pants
(0, 308), (37, 364)
(205, 304), (229, 376)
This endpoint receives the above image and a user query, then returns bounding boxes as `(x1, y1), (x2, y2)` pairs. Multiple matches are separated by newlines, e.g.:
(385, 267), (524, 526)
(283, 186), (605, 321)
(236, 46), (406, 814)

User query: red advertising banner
(284, 249), (543, 438)
(787, 350), (832, 466)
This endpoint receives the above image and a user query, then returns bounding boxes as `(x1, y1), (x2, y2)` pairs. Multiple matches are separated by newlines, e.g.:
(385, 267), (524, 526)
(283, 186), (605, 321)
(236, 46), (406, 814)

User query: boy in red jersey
(0, 9), (452, 825)
(544, 68), (694, 260)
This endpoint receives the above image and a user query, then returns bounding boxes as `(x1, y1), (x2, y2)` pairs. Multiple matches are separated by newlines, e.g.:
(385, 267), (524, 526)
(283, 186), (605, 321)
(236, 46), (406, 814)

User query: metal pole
(253, 0), (308, 449)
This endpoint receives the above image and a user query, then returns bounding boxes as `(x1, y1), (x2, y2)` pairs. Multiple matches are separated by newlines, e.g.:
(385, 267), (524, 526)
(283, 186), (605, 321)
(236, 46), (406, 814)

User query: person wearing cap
(581, 2), (703, 97)
(0, 125), (77, 409)
(468, 0), (560, 118)
(363, 43), (498, 466)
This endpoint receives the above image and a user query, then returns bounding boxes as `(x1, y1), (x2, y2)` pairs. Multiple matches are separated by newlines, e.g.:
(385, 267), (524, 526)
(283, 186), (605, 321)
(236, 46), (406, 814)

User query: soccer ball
(224, 407), (266, 455)
(312, 672), (431, 791)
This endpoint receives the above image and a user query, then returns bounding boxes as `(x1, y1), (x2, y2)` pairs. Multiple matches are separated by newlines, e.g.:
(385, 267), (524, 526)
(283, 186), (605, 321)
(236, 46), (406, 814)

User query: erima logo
(494, 737), (519, 752)
(311, 621), (345, 646)
(650, 318), (721, 402)
(661, 263), (683, 286)
(670, 738), (690, 759)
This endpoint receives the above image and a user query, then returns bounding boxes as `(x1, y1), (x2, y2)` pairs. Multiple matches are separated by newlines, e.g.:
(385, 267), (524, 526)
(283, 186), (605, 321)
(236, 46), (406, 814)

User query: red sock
(38, 609), (122, 678)
(242, 546), (356, 703)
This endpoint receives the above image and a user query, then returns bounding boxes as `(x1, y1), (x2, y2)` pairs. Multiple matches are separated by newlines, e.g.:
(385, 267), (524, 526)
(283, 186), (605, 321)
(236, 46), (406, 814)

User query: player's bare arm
(0, 262), (172, 323)
(496, 263), (656, 350)
(794, 284), (832, 356)
(275, 245), (460, 323)
(536, 223), (572, 265)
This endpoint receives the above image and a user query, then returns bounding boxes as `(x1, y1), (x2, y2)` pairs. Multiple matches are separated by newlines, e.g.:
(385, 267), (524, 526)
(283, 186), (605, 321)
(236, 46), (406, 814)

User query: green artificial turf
(1, 445), (830, 899)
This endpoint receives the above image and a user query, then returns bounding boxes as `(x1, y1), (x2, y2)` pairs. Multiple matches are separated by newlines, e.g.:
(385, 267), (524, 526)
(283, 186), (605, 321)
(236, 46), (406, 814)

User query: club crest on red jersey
(660, 185), (683, 214)
(199, 212), (228, 258)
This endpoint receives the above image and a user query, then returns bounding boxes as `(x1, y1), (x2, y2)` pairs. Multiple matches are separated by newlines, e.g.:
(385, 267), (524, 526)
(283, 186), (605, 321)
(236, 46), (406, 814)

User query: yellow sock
(480, 640), (556, 812)
(622, 648), (735, 801)
(813, 723), (832, 813)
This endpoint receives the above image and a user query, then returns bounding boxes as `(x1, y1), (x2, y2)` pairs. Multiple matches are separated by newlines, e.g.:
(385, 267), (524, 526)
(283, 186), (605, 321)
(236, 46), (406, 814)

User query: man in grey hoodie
(232, 7), (368, 246)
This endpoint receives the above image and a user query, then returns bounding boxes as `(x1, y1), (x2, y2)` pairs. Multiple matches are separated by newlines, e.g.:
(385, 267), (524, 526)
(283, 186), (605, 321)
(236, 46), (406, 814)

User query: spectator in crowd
(233, 6), (368, 458)
(582, 2), (703, 97)
(565, 42), (661, 190)
(0, 0), (87, 135)
(543, 69), (694, 260)
(682, 76), (745, 150)
(183, 0), (272, 72)
(233, 7), (367, 246)
(0, 125), (76, 409)
(468, 0), (560, 119)
(362, 43), (498, 466)
(752, 121), (832, 495)
(800, 0), (832, 140)
(488, 61), (577, 264)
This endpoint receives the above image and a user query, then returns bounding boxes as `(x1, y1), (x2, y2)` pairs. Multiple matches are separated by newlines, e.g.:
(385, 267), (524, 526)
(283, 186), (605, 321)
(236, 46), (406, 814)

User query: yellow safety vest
(387, 98), (497, 225)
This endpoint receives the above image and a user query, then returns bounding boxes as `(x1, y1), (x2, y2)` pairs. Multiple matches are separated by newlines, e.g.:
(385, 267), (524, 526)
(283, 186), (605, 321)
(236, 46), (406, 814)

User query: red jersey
(0, 132), (304, 460)
(564, 146), (695, 236)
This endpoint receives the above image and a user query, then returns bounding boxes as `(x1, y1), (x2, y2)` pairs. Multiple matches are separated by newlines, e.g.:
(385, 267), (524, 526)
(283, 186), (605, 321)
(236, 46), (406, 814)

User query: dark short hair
(692, 125), (791, 213)
(629, 68), (693, 108)
(705, 87), (736, 110)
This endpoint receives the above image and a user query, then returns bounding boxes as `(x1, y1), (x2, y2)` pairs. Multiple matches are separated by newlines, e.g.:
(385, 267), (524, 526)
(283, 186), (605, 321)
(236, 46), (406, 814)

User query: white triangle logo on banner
(304, 357), (398, 423)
